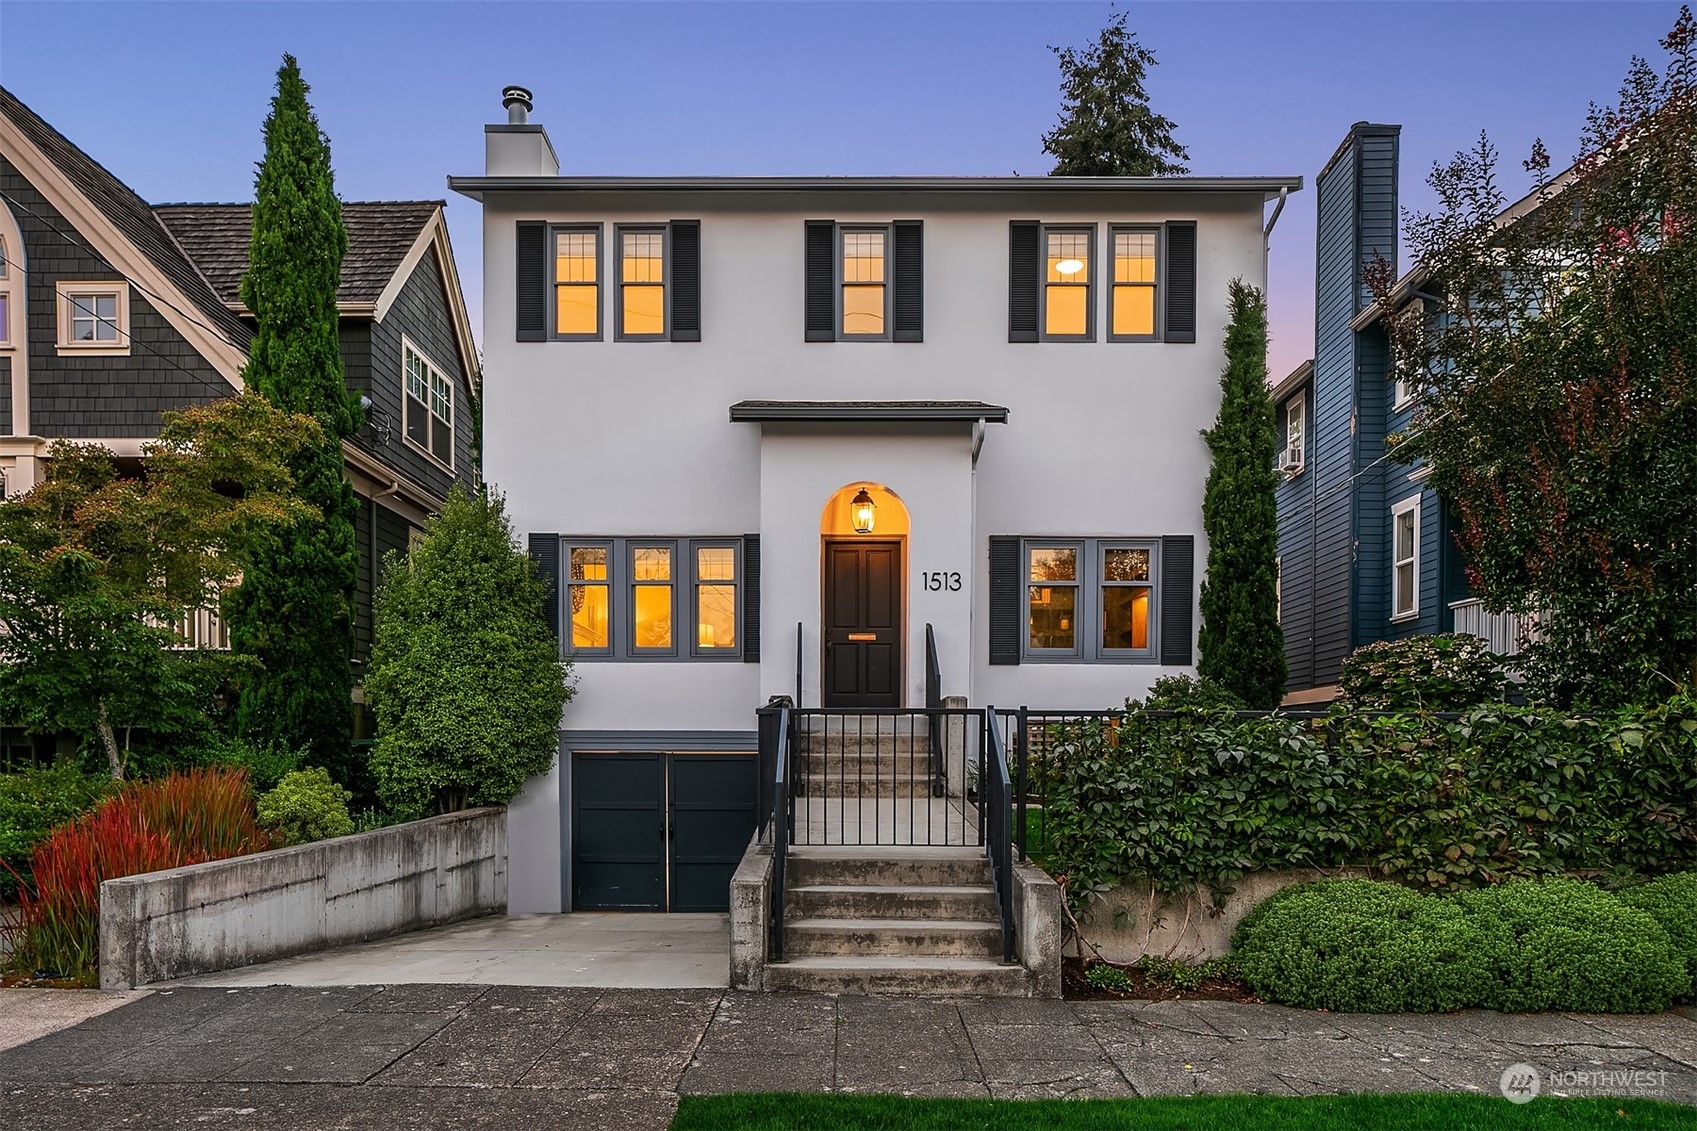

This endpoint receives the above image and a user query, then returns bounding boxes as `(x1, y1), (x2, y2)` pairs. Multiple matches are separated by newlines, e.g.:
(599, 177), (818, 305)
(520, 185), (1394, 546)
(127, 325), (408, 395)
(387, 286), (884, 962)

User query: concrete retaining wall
(99, 807), (506, 989)
(1012, 861), (1062, 998)
(1076, 867), (1368, 964)
(729, 836), (773, 991)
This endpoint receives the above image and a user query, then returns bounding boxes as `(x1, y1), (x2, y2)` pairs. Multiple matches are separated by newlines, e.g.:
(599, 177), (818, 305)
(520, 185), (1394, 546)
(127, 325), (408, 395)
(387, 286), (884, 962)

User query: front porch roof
(729, 400), (1009, 424)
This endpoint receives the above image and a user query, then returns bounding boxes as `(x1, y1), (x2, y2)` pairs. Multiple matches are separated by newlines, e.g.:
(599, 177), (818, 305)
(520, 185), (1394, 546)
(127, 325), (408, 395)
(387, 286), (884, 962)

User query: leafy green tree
(0, 397), (320, 778)
(1042, 10), (1189, 176)
(1197, 280), (1286, 708)
(1377, 8), (1697, 707)
(226, 55), (364, 770)
(367, 488), (571, 818)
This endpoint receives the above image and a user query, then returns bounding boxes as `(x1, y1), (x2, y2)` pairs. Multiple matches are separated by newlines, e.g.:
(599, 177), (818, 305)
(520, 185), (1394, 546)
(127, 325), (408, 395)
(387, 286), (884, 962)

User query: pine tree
(225, 56), (362, 776)
(1197, 280), (1286, 707)
(1042, 11), (1190, 177)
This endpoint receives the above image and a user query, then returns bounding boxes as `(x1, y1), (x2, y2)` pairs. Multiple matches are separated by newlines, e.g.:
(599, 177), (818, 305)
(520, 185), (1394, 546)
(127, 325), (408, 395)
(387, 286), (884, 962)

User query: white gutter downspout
(1263, 187), (1290, 289)
(971, 419), (987, 466)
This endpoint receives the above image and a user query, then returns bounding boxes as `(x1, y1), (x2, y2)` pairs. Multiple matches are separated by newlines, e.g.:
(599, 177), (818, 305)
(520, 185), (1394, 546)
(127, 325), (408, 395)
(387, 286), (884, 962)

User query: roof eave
(729, 402), (1010, 424)
(448, 174), (1303, 203)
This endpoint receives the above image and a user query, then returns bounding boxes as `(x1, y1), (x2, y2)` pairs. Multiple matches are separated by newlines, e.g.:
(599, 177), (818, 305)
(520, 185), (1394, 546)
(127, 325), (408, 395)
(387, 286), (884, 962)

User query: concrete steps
(772, 847), (1031, 996)
(798, 777), (941, 799)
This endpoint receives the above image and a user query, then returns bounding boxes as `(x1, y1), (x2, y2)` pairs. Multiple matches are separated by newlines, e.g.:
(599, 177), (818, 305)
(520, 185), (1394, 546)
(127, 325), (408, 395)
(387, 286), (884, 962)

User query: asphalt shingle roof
(154, 201), (441, 308)
(0, 85), (251, 350)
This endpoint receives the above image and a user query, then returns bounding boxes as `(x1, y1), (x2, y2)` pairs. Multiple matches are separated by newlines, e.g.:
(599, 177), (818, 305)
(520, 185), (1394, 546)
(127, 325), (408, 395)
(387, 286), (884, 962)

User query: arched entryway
(819, 484), (910, 707)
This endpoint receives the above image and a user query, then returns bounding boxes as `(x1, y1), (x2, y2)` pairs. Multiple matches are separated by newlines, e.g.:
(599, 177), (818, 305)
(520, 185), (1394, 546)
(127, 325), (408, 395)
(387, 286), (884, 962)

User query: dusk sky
(0, 1), (1683, 378)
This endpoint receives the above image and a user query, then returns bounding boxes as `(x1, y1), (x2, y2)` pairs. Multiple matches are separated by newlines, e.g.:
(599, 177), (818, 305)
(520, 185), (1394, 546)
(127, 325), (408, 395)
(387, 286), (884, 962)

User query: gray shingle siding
(1, 156), (231, 438)
(353, 494), (417, 666)
(361, 251), (476, 496)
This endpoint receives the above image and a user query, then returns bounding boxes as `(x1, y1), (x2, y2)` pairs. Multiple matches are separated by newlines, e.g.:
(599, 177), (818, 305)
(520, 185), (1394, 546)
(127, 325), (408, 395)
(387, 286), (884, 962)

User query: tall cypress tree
(1042, 11), (1189, 177)
(226, 56), (361, 772)
(1198, 280), (1286, 707)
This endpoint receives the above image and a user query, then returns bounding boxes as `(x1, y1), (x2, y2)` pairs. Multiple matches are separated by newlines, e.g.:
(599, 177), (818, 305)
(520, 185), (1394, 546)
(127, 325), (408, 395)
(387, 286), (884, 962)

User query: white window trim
(54, 281), (130, 356)
(400, 335), (454, 472)
(1390, 494), (1421, 622)
(1281, 392), (1306, 476)
(1393, 377), (1416, 412)
(0, 232), (15, 349)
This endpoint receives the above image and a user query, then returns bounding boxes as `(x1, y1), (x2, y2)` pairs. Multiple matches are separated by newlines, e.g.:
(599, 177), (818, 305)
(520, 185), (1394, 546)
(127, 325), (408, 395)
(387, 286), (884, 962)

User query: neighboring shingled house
(0, 85), (478, 726)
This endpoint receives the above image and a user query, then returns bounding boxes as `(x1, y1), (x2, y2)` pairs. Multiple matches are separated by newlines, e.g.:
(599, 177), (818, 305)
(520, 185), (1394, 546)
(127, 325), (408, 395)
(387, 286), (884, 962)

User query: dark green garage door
(572, 752), (757, 912)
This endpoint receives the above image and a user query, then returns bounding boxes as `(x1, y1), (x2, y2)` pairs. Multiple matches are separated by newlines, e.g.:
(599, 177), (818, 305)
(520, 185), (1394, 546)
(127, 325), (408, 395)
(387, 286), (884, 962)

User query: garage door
(572, 752), (757, 912)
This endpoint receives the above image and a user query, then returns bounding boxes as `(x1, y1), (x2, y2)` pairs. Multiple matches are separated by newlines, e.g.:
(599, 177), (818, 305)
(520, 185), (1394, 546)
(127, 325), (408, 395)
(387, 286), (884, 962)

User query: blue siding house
(1273, 122), (1485, 700)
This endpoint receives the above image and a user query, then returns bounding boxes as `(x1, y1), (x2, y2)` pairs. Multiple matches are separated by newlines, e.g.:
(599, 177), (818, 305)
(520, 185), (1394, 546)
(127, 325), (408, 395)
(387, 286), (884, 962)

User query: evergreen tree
(1197, 280), (1286, 707)
(367, 488), (572, 819)
(226, 56), (362, 776)
(1042, 11), (1189, 177)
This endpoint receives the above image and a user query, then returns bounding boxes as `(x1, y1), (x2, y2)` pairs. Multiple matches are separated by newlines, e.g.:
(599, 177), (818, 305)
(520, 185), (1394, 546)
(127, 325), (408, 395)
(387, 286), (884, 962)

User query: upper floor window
(553, 226), (601, 339)
(618, 228), (667, 339)
(1281, 393), (1306, 475)
(1024, 538), (1159, 661)
(55, 281), (129, 355)
(1393, 374), (1415, 410)
(840, 227), (889, 338)
(0, 235), (11, 345)
(1042, 227), (1093, 340)
(403, 339), (453, 469)
(1110, 227), (1159, 339)
(1391, 495), (1420, 620)
(563, 536), (744, 660)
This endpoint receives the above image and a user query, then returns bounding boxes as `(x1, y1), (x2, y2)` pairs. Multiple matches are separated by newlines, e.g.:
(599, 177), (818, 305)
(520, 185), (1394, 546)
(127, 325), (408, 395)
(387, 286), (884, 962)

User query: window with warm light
(1023, 538), (1160, 661)
(694, 545), (738, 654)
(403, 339), (453, 468)
(618, 227), (666, 339)
(1110, 227), (1159, 339)
(631, 545), (675, 651)
(556, 538), (745, 660)
(567, 545), (611, 653)
(840, 228), (888, 337)
(1042, 227), (1092, 340)
(553, 227), (600, 338)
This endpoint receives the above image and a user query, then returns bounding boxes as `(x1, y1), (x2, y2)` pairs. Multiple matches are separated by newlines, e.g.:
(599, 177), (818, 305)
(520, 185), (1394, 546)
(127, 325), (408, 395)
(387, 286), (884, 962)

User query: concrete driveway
(172, 913), (729, 989)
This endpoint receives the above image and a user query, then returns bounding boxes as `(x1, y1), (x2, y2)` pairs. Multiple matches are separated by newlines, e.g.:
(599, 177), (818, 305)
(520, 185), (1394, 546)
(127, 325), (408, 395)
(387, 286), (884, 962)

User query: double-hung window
(553, 226), (601, 338)
(1024, 539), (1159, 661)
(617, 227), (666, 339)
(55, 282), (128, 353)
(403, 339), (453, 468)
(1109, 227), (1159, 339)
(840, 227), (889, 338)
(1391, 496), (1421, 620)
(1042, 227), (1093, 340)
(562, 537), (743, 660)
(1282, 393), (1306, 474)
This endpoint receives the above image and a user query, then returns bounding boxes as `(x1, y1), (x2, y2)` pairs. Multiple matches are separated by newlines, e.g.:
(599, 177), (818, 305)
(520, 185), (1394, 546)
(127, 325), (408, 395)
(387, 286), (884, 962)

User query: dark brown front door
(823, 540), (902, 708)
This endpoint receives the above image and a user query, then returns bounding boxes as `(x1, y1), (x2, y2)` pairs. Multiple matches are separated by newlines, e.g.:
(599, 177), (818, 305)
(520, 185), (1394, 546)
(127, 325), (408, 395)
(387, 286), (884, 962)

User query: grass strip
(671, 1091), (1697, 1130)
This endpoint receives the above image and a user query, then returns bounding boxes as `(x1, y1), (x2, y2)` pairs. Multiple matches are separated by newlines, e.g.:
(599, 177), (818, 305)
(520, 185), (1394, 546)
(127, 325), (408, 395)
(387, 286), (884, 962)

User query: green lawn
(670, 1092), (1696, 1130)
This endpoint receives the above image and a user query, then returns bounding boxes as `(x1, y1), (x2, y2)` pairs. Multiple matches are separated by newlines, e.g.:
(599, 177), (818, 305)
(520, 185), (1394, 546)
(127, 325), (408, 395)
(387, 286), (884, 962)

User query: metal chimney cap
(502, 86), (534, 124)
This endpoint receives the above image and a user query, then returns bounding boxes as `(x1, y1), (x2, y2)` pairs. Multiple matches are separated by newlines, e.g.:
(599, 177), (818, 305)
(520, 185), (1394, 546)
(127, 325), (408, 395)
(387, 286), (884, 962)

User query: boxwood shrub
(1617, 873), (1697, 986)
(1236, 878), (1691, 1014)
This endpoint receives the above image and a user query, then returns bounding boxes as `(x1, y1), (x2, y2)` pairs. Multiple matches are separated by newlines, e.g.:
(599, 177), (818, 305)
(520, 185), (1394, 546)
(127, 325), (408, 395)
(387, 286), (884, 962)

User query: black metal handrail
(795, 621), (804, 708)
(768, 706), (791, 962)
(984, 706), (1016, 964)
(924, 624), (945, 797)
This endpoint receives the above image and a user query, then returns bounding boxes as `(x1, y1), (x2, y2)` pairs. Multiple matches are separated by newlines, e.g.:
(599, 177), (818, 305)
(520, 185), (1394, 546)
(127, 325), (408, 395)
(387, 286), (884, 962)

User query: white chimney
(485, 85), (558, 177)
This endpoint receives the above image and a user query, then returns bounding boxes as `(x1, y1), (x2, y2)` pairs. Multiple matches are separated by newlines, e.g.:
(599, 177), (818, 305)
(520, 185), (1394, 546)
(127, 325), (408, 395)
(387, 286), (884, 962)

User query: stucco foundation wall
(98, 807), (506, 989)
(1076, 867), (1369, 964)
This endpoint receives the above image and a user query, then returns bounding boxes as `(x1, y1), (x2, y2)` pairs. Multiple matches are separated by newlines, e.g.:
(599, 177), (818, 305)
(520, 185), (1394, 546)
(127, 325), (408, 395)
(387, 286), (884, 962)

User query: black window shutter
(742, 535), (761, 663)
(989, 536), (1022, 666)
(1164, 221), (1197, 343)
(804, 221), (835, 342)
(528, 532), (561, 642)
(1160, 534), (1195, 665)
(1008, 221), (1039, 343)
(516, 221), (547, 342)
(892, 220), (923, 343)
(669, 220), (701, 342)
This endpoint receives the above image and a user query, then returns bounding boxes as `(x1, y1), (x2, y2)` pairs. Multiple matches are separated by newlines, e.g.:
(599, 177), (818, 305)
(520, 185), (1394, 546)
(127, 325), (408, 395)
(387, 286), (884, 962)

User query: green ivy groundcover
(670, 1092), (1696, 1131)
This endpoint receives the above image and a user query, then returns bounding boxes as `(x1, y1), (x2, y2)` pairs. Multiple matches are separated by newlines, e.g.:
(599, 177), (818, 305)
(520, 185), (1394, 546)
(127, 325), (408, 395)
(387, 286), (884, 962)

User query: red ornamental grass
(5, 767), (268, 982)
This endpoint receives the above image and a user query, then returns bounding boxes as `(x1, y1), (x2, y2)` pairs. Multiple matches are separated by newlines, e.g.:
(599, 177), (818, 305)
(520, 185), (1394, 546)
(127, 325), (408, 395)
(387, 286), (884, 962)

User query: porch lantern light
(850, 488), (877, 534)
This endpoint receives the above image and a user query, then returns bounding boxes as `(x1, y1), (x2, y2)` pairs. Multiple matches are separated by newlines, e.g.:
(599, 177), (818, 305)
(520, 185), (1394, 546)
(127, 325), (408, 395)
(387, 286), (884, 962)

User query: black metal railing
(788, 707), (983, 847)
(794, 621), (804, 708)
(924, 624), (946, 797)
(757, 704), (793, 962)
(983, 706), (1016, 964)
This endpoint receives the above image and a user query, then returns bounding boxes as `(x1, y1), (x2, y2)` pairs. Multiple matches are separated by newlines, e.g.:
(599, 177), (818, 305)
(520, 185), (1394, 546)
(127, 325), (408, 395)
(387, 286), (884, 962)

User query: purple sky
(1, 1), (1683, 378)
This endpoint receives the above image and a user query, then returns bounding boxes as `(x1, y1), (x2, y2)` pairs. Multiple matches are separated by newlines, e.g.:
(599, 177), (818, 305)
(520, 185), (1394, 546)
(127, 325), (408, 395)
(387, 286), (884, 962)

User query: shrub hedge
(1616, 873), (1697, 986)
(1235, 878), (1690, 1014)
(1338, 633), (1506, 710)
(1037, 692), (1697, 903)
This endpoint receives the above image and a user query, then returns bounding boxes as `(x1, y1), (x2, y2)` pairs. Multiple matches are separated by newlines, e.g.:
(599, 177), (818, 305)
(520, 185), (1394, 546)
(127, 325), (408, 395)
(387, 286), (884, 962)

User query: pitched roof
(0, 85), (251, 350)
(154, 200), (442, 307)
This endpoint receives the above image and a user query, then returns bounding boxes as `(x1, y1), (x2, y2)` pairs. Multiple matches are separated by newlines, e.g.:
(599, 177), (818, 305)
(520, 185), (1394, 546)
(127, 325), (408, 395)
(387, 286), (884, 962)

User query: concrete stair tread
(776, 955), (1015, 969)
(788, 846), (984, 861)
(787, 883), (991, 895)
(786, 916), (998, 932)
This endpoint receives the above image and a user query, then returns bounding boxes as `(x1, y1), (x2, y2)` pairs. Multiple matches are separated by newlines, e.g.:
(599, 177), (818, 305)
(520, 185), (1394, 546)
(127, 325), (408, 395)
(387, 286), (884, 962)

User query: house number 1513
(923, 571), (963, 592)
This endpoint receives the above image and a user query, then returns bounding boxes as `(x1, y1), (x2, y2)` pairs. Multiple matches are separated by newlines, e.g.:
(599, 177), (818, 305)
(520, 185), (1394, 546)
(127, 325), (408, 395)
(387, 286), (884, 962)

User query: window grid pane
(623, 284), (665, 336)
(696, 584), (736, 649)
(555, 232), (597, 282)
(634, 584), (673, 648)
(842, 284), (885, 335)
(1113, 231), (1156, 282)
(620, 232), (664, 283)
(1046, 231), (1090, 282)
(697, 546), (735, 581)
(1112, 284), (1155, 337)
(1101, 586), (1150, 651)
(1028, 547), (1077, 582)
(842, 231), (886, 283)
(556, 285), (597, 335)
(1029, 585), (1077, 650)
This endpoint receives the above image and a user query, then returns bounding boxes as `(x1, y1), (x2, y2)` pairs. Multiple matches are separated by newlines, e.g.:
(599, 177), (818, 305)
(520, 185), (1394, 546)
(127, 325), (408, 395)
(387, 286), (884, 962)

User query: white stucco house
(451, 88), (1301, 921)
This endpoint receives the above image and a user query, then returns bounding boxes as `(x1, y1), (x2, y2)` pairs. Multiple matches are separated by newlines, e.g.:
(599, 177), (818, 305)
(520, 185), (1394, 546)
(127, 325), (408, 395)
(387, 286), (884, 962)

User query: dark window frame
(614, 223), (670, 342)
(559, 536), (746, 662)
(836, 223), (893, 342)
(549, 223), (604, 341)
(1021, 537), (1162, 663)
(401, 335), (455, 471)
(1038, 224), (1096, 342)
(1107, 224), (1163, 343)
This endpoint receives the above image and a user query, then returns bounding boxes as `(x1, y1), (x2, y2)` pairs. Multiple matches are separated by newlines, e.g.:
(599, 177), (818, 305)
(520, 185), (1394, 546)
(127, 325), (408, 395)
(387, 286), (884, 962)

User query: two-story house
(0, 86), (479, 751)
(1273, 122), (1538, 702)
(453, 89), (1301, 922)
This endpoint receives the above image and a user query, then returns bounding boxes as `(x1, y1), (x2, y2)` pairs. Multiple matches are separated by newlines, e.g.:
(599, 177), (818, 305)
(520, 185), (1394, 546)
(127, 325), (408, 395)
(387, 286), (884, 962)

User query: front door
(823, 540), (902, 708)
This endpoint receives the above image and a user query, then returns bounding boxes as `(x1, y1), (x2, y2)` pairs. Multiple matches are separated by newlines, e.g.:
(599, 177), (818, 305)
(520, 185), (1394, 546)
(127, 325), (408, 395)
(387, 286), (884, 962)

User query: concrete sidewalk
(3, 986), (1695, 1129)
(172, 913), (730, 989)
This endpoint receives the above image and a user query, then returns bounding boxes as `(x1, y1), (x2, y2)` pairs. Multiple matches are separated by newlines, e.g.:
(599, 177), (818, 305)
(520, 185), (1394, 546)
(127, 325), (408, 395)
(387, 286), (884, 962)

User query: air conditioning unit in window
(1280, 446), (1304, 475)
